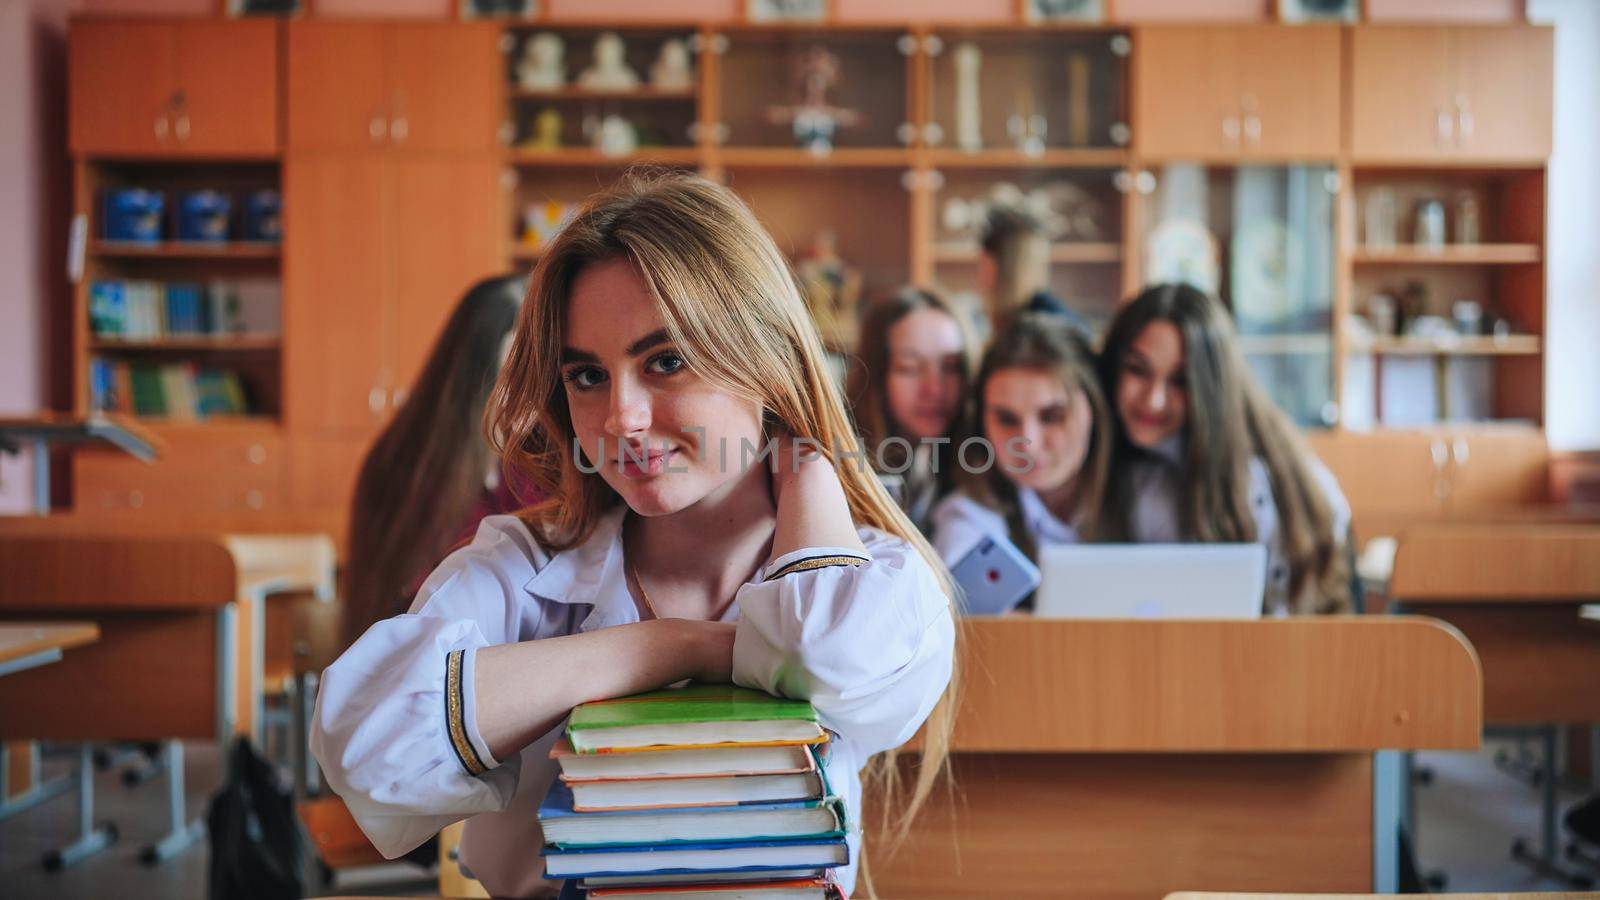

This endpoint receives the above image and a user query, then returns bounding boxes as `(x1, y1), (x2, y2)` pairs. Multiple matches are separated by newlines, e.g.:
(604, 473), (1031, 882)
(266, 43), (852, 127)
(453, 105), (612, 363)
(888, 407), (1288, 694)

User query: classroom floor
(0, 738), (1592, 899)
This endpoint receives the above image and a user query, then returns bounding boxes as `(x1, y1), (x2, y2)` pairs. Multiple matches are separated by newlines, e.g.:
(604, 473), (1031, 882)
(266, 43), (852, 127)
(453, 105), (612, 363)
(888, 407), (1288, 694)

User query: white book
(544, 840), (847, 878)
(581, 869), (824, 889)
(554, 738), (815, 782)
(570, 772), (823, 812)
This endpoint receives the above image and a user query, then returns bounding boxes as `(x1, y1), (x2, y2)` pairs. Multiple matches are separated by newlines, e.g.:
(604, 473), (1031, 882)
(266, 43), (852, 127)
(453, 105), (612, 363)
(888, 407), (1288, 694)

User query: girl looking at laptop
(311, 173), (957, 897)
(847, 286), (979, 535)
(930, 314), (1112, 592)
(1097, 282), (1351, 615)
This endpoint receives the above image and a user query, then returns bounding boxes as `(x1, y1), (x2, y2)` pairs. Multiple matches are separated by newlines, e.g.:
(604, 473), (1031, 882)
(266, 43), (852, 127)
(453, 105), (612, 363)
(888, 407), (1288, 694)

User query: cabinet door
(73, 426), (285, 513)
(173, 20), (279, 156)
(1349, 27), (1453, 161)
(1445, 428), (1549, 510)
(388, 156), (504, 402)
(288, 431), (375, 512)
(1237, 26), (1340, 159)
(284, 155), (391, 431)
(1132, 27), (1240, 159)
(388, 24), (503, 154)
(287, 22), (389, 152)
(1453, 26), (1553, 162)
(69, 21), (177, 156)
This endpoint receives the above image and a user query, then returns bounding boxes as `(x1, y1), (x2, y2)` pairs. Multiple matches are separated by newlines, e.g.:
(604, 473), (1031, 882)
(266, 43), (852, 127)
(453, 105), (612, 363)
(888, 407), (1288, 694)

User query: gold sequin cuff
(764, 553), (870, 582)
(445, 649), (488, 777)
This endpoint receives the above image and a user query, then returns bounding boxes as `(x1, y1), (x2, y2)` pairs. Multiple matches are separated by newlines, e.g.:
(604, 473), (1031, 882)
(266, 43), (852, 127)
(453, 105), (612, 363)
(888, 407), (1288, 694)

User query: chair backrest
(0, 535), (237, 612)
(1390, 523), (1600, 602)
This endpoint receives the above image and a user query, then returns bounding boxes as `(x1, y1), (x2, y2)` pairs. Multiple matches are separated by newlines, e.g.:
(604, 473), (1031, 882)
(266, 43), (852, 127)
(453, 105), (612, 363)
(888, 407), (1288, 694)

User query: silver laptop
(1034, 544), (1268, 620)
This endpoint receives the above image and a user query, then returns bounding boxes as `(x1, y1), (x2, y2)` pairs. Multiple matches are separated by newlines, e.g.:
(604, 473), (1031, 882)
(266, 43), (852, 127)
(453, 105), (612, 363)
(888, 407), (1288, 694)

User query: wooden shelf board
(934, 241), (1122, 264)
(91, 242), (281, 260)
(1351, 335), (1542, 357)
(506, 147), (702, 167)
(108, 415), (281, 428)
(1351, 244), (1541, 265)
(925, 147), (1127, 169)
(90, 336), (281, 352)
(716, 147), (913, 168)
(1238, 334), (1332, 355)
(508, 86), (696, 101)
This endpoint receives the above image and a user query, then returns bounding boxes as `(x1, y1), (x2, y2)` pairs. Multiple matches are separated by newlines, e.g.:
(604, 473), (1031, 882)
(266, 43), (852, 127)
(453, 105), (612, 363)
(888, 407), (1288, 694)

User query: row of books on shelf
(90, 359), (252, 420)
(90, 279), (280, 341)
(538, 684), (846, 899)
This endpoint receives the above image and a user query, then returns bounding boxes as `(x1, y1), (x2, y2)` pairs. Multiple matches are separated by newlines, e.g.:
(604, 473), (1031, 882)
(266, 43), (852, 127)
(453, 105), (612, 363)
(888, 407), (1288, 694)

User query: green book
(567, 684), (823, 755)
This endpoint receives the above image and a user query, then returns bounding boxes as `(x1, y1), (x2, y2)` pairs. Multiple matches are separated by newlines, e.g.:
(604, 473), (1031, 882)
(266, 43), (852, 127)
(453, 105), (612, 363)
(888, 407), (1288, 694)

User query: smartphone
(950, 535), (1041, 616)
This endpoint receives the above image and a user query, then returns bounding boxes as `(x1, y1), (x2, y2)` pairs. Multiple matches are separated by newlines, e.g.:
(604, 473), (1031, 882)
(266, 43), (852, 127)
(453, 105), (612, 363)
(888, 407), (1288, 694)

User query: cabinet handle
(369, 113), (387, 144)
(173, 113), (190, 143)
(1435, 108), (1455, 149)
(247, 443), (268, 465)
(1221, 114), (1241, 148)
(245, 490), (265, 511)
(155, 114), (169, 142)
(391, 385), (409, 408)
(369, 385), (386, 413)
(1451, 436), (1470, 467)
(1455, 95), (1474, 144)
(390, 117), (409, 144)
(1430, 438), (1449, 471)
(128, 489), (145, 510)
(1243, 114), (1261, 148)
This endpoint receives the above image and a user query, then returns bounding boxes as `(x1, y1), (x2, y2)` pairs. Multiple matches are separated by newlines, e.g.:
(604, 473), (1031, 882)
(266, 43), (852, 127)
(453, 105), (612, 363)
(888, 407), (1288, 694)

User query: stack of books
(539, 684), (847, 899)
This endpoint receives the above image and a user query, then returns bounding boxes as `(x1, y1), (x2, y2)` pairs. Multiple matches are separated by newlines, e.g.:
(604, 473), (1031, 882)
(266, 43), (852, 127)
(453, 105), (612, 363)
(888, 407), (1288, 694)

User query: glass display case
(1138, 163), (1337, 427)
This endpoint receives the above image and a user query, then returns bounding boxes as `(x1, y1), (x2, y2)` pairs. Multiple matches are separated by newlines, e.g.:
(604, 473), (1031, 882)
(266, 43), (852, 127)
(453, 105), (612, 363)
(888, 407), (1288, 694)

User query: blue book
(90, 281), (125, 337)
(538, 778), (844, 849)
(541, 835), (849, 881)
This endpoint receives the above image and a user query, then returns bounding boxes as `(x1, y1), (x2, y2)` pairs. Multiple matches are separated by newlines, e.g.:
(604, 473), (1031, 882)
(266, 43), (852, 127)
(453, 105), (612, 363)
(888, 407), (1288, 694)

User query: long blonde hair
(485, 170), (959, 863)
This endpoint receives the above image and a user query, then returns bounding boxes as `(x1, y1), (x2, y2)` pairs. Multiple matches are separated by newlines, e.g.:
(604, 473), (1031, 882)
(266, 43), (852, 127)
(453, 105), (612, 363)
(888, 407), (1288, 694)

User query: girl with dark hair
(930, 313), (1112, 584)
(342, 274), (530, 649)
(1098, 282), (1351, 615)
(846, 286), (978, 534)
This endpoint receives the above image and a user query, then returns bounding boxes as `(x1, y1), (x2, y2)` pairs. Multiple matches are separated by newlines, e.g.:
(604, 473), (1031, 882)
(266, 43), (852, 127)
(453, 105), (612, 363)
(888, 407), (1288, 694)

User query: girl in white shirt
(311, 173), (958, 897)
(847, 287), (978, 535)
(1096, 282), (1352, 615)
(930, 314), (1112, 599)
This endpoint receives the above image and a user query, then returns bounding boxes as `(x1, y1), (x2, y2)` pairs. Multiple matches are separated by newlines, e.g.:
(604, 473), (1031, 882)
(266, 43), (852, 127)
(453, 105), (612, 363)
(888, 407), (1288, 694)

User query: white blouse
(1127, 438), (1351, 615)
(929, 486), (1080, 571)
(310, 507), (955, 898)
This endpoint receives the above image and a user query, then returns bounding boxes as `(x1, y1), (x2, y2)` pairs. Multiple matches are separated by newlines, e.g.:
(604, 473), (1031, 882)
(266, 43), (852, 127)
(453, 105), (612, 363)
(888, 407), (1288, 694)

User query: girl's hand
(673, 619), (737, 684)
(764, 425), (866, 560)
(767, 426), (834, 505)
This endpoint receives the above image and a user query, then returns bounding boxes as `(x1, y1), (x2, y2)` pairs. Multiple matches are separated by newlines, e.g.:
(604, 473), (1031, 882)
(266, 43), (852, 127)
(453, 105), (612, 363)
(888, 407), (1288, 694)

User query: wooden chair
(0, 534), (244, 867)
(1391, 523), (1600, 888)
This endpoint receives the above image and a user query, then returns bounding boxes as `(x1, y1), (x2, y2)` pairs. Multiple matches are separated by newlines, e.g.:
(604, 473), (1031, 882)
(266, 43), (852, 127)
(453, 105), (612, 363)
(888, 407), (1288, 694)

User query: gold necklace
(625, 552), (662, 622)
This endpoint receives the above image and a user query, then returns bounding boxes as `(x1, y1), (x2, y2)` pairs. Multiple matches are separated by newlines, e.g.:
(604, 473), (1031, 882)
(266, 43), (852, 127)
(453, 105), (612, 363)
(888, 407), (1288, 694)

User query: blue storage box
(241, 190), (282, 243)
(102, 189), (164, 243)
(177, 190), (232, 243)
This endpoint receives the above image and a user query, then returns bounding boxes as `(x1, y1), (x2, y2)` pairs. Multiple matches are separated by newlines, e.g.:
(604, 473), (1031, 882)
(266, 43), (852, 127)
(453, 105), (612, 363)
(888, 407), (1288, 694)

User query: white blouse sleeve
(310, 518), (545, 859)
(730, 532), (956, 758)
(930, 491), (1009, 567)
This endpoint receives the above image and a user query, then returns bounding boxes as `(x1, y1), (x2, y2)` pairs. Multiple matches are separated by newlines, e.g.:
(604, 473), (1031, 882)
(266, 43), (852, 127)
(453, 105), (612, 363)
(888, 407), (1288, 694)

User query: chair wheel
(42, 851), (63, 872)
(1416, 768), (1435, 786)
(139, 846), (159, 866)
(1512, 836), (1529, 856)
(121, 769), (142, 788)
(104, 821), (119, 842)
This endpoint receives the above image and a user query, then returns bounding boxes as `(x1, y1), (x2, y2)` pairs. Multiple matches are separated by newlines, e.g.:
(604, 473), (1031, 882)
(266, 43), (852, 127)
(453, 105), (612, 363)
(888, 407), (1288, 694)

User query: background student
(847, 286), (978, 534)
(342, 274), (529, 651)
(931, 314), (1111, 586)
(1097, 282), (1352, 615)
(978, 205), (1090, 336)
(311, 173), (957, 898)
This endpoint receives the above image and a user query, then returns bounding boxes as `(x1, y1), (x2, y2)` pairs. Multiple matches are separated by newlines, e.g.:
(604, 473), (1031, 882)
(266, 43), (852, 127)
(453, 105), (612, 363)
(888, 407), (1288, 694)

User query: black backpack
(207, 737), (306, 900)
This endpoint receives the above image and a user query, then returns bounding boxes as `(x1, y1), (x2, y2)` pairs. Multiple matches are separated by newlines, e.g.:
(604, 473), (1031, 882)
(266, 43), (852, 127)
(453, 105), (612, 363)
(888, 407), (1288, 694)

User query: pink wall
(0, 0), (75, 514)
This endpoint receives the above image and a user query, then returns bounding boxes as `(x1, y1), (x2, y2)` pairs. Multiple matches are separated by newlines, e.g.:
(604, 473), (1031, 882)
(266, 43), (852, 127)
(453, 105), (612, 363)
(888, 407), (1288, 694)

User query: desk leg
(217, 603), (238, 745)
(42, 745), (117, 870)
(0, 742), (74, 822)
(31, 437), (49, 515)
(1374, 750), (1403, 892)
(138, 740), (204, 865)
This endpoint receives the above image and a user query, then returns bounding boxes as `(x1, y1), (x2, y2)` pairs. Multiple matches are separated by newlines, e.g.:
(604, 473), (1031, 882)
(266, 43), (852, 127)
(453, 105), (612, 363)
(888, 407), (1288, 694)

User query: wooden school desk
(0, 531), (332, 865)
(866, 618), (1481, 900)
(1390, 522), (1600, 882)
(0, 623), (100, 679)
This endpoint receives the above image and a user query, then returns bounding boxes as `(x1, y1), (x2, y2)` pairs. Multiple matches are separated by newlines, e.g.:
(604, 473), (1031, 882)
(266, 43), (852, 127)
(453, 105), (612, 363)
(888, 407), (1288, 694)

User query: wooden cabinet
(288, 433), (373, 512)
(1349, 25), (1552, 162)
(73, 426), (285, 513)
(70, 19), (278, 157)
(285, 154), (502, 431)
(287, 22), (502, 154)
(1133, 25), (1340, 160)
